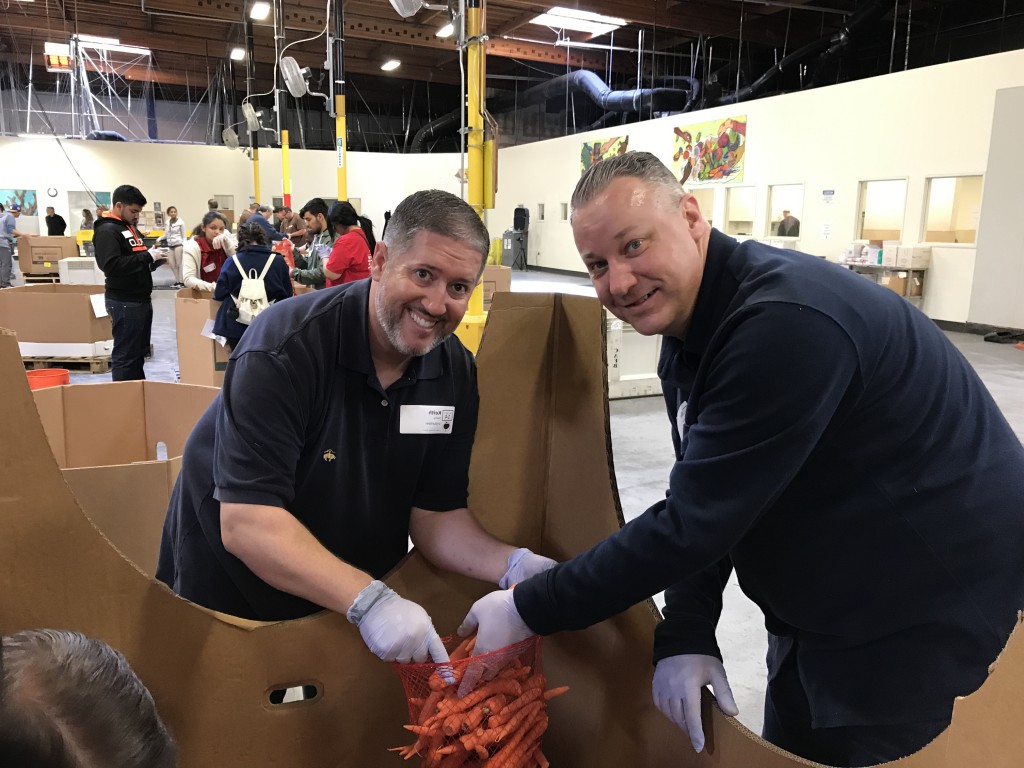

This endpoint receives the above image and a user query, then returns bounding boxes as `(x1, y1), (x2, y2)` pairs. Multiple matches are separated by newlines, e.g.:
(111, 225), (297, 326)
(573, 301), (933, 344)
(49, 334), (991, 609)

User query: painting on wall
(672, 116), (747, 185)
(0, 189), (37, 216)
(580, 136), (629, 175)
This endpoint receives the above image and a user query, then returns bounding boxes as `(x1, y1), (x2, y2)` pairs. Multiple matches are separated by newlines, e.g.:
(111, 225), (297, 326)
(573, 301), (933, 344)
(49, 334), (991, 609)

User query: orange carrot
(542, 685), (569, 701)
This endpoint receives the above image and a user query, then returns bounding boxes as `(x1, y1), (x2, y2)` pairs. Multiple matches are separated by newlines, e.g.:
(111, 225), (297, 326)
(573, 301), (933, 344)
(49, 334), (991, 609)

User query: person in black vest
(461, 152), (1024, 767)
(93, 185), (168, 381)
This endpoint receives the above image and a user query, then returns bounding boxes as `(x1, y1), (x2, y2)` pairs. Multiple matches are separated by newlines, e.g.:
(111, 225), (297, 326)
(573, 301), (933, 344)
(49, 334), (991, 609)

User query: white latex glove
(456, 589), (535, 696)
(346, 581), (451, 675)
(211, 233), (230, 250)
(148, 246), (170, 261)
(652, 654), (739, 753)
(499, 548), (557, 589)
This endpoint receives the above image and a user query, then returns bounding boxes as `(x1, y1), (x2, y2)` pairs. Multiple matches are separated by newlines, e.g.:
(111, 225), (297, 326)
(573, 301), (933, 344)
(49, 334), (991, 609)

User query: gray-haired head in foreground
(382, 190), (490, 273)
(571, 151), (684, 221)
(0, 629), (177, 768)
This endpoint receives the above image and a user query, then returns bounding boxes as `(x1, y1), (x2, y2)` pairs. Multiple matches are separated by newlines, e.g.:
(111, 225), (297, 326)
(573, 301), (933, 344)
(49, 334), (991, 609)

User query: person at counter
(459, 151), (1024, 768)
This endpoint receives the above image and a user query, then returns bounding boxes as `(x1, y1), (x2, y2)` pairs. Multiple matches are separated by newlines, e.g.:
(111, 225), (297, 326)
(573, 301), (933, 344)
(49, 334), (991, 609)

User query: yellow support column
(336, 95), (348, 200)
(466, 0), (484, 219)
(252, 148), (261, 205)
(281, 129), (292, 208)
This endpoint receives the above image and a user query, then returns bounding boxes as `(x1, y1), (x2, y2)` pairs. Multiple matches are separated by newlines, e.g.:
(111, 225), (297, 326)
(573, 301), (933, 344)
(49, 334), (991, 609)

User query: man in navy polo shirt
(157, 189), (554, 670)
(460, 153), (1024, 766)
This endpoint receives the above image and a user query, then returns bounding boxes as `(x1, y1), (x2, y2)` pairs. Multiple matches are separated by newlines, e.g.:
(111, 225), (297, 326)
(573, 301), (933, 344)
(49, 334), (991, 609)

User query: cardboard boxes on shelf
(175, 287), (229, 387)
(18, 235), (79, 274)
(0, 284), (112, 356)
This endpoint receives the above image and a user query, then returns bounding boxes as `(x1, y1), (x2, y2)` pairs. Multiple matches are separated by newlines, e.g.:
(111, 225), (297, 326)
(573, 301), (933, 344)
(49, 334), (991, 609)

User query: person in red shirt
(323, 201), (375, 288)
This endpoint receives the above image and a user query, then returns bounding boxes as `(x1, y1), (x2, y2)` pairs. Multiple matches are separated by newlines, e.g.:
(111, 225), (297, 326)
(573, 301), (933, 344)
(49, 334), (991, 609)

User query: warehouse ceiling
(1, 0), (1023, 151)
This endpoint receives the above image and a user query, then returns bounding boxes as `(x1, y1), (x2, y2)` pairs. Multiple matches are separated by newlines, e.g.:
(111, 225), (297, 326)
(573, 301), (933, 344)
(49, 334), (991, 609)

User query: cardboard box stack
(18, 235), (79, 275)
(0, 284), (112, 357)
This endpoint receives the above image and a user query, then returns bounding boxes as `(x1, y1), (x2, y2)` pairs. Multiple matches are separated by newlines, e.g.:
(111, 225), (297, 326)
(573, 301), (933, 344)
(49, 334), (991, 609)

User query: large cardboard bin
(18, 235), (79, 274)
(31, 380), (218, 574)
(0, 284), (112, 356)
(175, 286), (229, 387)
(1, 296), (1023, 767)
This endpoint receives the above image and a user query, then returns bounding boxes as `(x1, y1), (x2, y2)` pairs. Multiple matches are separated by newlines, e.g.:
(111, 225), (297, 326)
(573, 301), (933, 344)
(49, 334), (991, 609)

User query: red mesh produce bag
(390, 635), (565, 767)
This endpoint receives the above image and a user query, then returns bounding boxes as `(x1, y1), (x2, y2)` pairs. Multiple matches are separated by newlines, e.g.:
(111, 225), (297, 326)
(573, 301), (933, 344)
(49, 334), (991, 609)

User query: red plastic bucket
(26, 368), (71, 390)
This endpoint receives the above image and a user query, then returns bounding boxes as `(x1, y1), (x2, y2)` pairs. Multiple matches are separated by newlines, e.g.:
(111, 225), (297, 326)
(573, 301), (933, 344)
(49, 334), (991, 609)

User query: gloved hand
(148, 246), (170, 261)
(499, 548), (557, 589)
(211, 233), (230, 250)
(456, 589), (534, 696)
(652, 654), (739, 752)
(346, 581), (451, 674)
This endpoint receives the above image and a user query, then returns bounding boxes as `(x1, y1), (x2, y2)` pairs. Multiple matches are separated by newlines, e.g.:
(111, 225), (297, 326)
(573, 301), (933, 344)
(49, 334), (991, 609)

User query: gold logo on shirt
(323, 449), (337, 462)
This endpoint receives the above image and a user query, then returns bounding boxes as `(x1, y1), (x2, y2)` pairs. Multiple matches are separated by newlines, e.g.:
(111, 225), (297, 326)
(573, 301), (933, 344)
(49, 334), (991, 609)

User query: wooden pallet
(23, 274), (61, 284)
(22, 355), (111, 374)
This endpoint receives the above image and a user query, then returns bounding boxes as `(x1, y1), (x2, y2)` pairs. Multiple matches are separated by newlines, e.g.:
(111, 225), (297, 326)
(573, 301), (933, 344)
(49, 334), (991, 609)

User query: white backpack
(231, 253), (277, 325)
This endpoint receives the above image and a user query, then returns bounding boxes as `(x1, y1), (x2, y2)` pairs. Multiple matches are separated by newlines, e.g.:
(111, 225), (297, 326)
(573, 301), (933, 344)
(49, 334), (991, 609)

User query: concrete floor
(61, 269), (1024, 737)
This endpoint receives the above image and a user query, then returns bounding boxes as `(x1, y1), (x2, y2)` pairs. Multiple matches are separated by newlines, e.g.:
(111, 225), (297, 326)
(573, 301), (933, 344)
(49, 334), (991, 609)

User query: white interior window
(724, 187), (756, 237)
(922, 175), (982, 244)
(857, 179), (906, 241)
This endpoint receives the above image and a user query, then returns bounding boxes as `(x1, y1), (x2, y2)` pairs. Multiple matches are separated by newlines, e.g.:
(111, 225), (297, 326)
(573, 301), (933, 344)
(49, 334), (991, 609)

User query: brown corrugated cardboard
(30, 381), (217, 574)
(2, 299), (1024, 767)
(0, 284), (111, 344)
(17, 235), (79, 274)
(175, 286), (229, 387)
(481, 264), (512, 311)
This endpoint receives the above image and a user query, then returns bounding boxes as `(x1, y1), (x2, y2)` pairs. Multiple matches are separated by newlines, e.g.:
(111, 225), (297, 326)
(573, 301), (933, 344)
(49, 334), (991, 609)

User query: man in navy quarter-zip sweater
(461, 152), (1024, 768)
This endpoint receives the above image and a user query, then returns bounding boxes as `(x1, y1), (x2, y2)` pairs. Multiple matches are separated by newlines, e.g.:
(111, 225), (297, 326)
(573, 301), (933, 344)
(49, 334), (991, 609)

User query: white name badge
(400, 405), (455, 434)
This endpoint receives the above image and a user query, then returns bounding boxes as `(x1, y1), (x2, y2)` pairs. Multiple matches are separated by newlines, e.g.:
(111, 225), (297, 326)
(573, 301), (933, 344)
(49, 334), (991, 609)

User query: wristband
(345, 580), (390, 625)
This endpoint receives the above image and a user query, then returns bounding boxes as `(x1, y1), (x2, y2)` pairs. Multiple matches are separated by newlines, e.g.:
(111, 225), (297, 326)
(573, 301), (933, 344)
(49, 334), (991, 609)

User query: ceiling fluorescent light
(530, 6), (625, 35)
(249, 1), (271, 20)
(436, 23), (455, 38)
(380, 59), (401, 71)
(230, 47), (246, 61)
(78, 34), (120, 46)
(76, 35), (151, 57)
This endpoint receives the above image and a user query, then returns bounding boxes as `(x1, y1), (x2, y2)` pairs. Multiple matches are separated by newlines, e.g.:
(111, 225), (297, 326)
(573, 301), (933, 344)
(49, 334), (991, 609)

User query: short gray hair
(383, 190), (490, 272)
(571, 151), (684, 220)
(0, 629), (177, 768)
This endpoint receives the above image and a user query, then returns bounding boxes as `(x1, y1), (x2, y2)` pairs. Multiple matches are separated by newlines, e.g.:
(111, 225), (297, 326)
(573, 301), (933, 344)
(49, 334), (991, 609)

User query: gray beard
(374, 281), (450, 357)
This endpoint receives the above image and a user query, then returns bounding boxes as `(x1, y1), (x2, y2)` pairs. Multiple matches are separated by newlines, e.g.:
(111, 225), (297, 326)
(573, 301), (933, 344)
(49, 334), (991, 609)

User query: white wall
(970, 85), (1024, 329)
(0, 136), (462, 238)
(492, 49), (1024, 323)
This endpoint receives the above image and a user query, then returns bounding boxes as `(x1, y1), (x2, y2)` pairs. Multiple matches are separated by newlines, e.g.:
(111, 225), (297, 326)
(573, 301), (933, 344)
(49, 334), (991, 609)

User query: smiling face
(573, 176), (710, 339)
(167, 207), (177, 220)
(368, 230), (482, 362)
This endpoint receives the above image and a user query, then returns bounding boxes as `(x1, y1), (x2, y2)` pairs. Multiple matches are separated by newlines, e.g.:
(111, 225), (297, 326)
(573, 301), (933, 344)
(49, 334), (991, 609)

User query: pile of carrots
(391, 635), (568, 767)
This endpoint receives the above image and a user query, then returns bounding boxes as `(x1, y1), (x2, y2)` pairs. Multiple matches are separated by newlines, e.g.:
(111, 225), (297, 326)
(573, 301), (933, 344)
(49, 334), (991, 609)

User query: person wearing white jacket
(163, 206), (188, 288)
(182, 211), (236, 292)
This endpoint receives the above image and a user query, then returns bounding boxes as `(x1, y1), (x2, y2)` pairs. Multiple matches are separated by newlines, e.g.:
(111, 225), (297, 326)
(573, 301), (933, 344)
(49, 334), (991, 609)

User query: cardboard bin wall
(175, 287), (229, 387)
(31, 381), (218, 575)
(0, 298), (1023, 767)
(0, 284), (110, 344)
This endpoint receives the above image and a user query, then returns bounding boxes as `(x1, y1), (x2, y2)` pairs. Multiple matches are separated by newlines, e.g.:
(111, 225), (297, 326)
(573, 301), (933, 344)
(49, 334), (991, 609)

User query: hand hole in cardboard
(266, 682), (321, 707)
